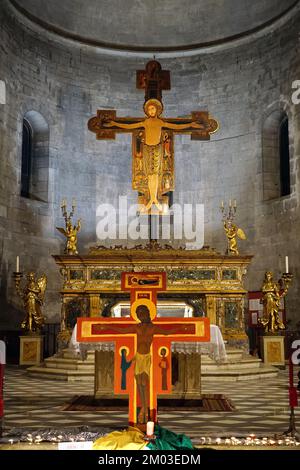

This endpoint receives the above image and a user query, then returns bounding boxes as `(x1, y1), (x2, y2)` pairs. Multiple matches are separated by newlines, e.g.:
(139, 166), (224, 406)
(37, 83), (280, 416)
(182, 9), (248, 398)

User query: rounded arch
(21, 110), (50, 201)
(262, 107), (291, 200)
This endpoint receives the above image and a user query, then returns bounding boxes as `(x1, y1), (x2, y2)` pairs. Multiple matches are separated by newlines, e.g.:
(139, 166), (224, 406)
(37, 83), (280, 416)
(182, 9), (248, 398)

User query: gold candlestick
(56, 199), (81, 255)
(220, 200), (246, 255)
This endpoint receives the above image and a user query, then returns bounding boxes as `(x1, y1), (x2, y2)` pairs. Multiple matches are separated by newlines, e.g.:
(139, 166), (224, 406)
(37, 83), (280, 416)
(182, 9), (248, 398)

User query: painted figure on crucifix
(103, 99), (204, 212)
(158, 347), (169, 391)
(120, 347), (132, 390)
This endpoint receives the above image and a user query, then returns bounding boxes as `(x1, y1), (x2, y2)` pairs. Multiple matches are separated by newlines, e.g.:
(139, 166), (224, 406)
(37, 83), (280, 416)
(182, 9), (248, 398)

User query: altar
(54, 243), (252, 349)
(70, 323), (226, 399)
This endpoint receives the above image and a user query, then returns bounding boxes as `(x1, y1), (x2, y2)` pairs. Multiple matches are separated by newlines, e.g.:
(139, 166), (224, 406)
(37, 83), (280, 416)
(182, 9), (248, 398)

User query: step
(61, 350), (95, 360)
(44, 358), (95, 373)
(201, 358), (262, 372)
(44, 357), (95, 371)
(202, 365), (278, 381)
(27, 365), (95, 382)
(224, 348), (245, 356)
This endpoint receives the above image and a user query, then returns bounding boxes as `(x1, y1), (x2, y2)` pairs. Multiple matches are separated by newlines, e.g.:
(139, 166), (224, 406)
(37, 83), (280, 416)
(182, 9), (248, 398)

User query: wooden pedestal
(261, 335), (285, 367)
(19, 336), (43, 366)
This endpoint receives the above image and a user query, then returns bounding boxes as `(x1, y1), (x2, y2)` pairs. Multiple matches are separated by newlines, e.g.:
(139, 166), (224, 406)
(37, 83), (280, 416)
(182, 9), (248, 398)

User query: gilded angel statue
(56, 218), (81, 255)
(17, 272), (47, 334)
(258, 271), (292, 334)
(223, 221), (246, 255)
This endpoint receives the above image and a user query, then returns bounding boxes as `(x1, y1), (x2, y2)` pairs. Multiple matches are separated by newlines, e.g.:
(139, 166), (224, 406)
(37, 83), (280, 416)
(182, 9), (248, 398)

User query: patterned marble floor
(2, 365), (300, 440)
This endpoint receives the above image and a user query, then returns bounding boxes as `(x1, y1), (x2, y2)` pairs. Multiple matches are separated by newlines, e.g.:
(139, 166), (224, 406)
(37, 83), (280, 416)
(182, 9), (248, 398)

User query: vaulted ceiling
(9, 0), (298, 51)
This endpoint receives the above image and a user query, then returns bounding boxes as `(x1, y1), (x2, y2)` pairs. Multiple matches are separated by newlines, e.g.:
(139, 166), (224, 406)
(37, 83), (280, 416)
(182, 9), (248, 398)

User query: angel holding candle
(16, 272), (47, 334)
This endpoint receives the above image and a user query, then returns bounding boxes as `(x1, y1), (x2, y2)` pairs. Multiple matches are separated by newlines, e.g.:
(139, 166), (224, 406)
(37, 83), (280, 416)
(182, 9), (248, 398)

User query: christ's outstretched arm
(163, 121), (205, 130)
(104, 120), (144, 130)
(154, 324), (195, 335)
(97, 324), (136, 334)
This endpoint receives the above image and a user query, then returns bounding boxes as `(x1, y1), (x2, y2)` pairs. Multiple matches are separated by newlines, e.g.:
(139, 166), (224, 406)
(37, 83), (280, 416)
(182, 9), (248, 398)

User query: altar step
(27, 351), (96, 382)
(27, 347), (278, 382)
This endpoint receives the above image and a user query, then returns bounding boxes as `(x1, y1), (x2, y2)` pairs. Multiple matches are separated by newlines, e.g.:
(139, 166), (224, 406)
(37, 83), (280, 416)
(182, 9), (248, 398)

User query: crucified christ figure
(98, 303), (193, 424)
(104, 99), (204, 211)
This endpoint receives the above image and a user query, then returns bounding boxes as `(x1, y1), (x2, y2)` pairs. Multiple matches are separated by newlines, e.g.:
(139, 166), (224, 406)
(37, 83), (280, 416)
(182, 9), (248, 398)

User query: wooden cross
(76, 272), (210, 430)
(136, 60), (170, 103)
(88, 60), (219, 214)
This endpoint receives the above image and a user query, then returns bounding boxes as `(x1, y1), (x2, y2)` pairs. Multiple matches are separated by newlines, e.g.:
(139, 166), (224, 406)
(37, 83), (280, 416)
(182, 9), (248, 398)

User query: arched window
(279, 115), (290, 197)
(20, 111), (49, 201)
(21, 119), (32, 198)
(262, 110), (291, 200)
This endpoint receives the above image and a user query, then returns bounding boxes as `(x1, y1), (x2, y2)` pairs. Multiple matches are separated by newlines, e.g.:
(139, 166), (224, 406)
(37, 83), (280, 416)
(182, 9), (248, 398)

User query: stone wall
(0, 2), (299, 327)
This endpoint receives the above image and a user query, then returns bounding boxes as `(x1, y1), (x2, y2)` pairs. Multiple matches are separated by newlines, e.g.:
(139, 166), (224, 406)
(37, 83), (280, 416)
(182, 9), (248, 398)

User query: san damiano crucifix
(88, 60), (219, 215)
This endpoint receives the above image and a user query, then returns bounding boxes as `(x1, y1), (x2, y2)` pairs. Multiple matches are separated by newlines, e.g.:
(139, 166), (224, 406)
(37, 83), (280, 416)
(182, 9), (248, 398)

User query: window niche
(21, 110), (50, 202)
(262, 110), (291, 201)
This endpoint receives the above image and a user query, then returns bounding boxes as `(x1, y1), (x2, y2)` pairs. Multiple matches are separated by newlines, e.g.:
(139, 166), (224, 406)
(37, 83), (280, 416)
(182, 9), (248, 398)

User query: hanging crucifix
(88, 60), (219, 215)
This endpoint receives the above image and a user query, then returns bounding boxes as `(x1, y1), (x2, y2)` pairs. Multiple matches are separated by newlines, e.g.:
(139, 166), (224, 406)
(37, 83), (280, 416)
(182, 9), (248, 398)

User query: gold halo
(119, 346), (130, 356)
(158, 346), (169, 357)
(143, 99), (163, 117)
(131, 298), (156, 321)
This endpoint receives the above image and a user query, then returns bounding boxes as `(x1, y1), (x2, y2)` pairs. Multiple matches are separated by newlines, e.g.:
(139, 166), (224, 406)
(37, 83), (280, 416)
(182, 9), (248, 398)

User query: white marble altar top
(70, 323), (227, 363)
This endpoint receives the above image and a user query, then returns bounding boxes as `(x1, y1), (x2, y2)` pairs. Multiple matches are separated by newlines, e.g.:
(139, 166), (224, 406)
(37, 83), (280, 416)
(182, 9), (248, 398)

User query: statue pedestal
(261, 335), (285, 367)
(19, 336), (43, 366)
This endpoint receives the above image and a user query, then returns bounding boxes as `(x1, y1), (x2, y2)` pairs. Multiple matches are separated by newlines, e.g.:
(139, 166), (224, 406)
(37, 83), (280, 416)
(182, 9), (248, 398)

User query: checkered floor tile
(2, 366), (300, 438)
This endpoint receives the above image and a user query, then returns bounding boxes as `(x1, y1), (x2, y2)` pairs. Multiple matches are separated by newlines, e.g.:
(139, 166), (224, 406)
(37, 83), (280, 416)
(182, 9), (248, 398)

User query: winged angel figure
(56, 218), (81, 255)
(19, 272), (47, 333)
(223, 221), (246, 255)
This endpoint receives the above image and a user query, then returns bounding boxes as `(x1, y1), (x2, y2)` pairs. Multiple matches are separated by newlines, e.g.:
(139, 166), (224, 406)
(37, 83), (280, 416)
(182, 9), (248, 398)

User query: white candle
(285, 256), (289, 273)
(146, 421), (154, 437)
(16, 256), (20, 273)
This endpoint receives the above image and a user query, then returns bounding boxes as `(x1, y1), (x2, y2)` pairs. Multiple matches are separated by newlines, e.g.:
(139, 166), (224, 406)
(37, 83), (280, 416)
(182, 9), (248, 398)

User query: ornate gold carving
(258, 271), (293, 334)
(13, 271), (47, 334)
(266, 341), (282, 363)
(23, 341), (38, 362)
(220, 201), (246, 255)
(56, 200), (81, 255)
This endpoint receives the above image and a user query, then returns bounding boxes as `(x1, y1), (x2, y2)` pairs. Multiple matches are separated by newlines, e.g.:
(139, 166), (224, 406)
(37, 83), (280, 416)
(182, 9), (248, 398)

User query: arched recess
(262, 109), (291, 200)
(21, 110), (49, 201)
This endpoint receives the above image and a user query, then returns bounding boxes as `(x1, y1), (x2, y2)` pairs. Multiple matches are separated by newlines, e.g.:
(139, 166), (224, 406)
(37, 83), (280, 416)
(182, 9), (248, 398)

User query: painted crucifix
(76, 272), (210, 430)
(88, 60), (219, 215)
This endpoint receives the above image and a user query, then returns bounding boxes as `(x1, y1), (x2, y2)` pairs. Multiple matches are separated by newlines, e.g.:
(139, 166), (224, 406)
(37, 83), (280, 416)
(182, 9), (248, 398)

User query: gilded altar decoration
(220, 200), (246, 255)
(14, 271), (47, 334)
(88, 60), (219, 214)
(258, 271), (293, 334)
(56, 199), (81, 255)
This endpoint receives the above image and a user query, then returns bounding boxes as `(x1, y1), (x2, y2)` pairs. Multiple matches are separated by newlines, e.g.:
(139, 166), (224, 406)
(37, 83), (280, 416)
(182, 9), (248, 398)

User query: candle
(229, 199), (232, 207)
(233, 199), (237, 208)
(285, 256), (289, 273)
(72, 198), (76, 208)
(16, 256), (20, 273)
(220, 200), (224, 209)
(146, 421), (154, 437)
